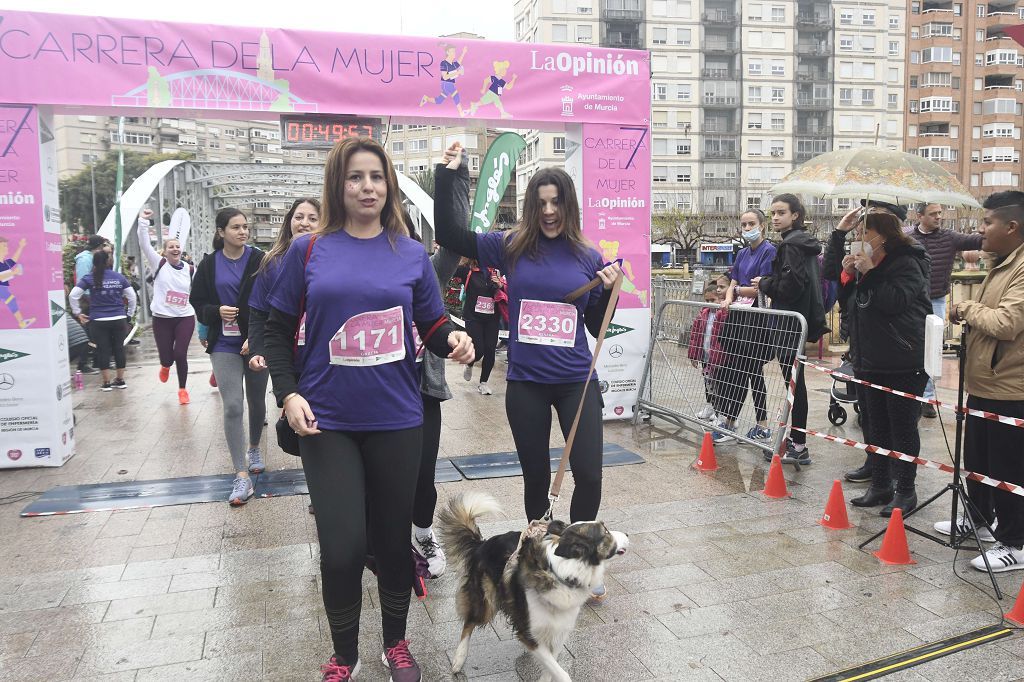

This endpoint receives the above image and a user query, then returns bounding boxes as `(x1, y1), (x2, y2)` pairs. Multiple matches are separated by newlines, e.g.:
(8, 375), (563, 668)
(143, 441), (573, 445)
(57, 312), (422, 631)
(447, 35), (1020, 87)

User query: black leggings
(414, 394), (442, 529)
(506, 380), (603, 523)
(466, 314), (500, 383)
(91, 319), (128, 370)
(152, 316), (195, 388)
(860, 371), (927, 492)
(718, 356), (769, 423)
(300, 427), (421, 664)
(779, 351), (808, 446)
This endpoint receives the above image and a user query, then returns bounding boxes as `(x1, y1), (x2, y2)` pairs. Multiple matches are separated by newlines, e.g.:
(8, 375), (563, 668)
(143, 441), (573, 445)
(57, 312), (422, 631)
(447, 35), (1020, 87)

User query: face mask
(742, 229), (762, 243)
(849, 241), (872, 259)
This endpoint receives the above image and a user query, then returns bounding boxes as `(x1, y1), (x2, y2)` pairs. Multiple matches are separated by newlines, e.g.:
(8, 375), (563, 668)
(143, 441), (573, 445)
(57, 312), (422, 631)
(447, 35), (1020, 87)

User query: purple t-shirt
(248, 257), (280, 313)
(476, 231), (604, 383)
(268, 231), (445, 431)
(75, 271), (131, 319)
(211, 247), (252, 354)
(732, 240), (777, 289)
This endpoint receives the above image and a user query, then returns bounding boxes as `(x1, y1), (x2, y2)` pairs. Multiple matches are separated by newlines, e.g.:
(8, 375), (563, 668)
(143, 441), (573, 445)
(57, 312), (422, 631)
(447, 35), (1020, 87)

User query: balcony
(796, 68), (830, 82)
(795, 149), (829, 163)
(704, 139), (740, 159)
(796, 42), (832, 56)
(796, 12), (833, 28)
(701, 94), (740, 107)
(703, 121), (739, 133)
(702, 10), (738, 24)
(795, 126), (833, 135)
(601, 7), (643, 21)
(796, 96), (832, 109)
(606, 37), (643, 49)
(704, 41), (739, 54)
(703, 177), (738, 188)
(701, 68), (737, 79)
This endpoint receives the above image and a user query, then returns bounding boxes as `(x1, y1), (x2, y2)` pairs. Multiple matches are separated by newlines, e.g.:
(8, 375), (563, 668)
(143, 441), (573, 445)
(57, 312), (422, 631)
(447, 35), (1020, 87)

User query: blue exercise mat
(20, 459), (465, 516)
(451, 443), (645, 480)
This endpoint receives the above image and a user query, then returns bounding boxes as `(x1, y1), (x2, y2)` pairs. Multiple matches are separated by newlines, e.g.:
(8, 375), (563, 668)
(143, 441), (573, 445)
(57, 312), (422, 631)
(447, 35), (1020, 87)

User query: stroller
(827, 353), (862, 426)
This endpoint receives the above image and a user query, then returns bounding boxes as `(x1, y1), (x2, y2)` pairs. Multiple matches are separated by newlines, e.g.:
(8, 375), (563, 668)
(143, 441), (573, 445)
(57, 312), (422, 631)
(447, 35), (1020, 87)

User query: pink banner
(0, 11), (650, 126)
(581, 123), (651, 311)
(0, 105), (49, 330)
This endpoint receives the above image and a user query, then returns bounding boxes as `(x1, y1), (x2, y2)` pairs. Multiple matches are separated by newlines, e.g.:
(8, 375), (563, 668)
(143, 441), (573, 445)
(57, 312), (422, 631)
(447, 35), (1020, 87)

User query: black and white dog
(437, 492), (629, 682)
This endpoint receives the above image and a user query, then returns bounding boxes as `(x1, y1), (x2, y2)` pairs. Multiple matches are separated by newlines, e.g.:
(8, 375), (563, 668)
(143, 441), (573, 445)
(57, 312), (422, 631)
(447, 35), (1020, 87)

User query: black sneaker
(844, 461), (872, 483)
(921, 403), (937, 418)
(80, 366), (100, 375)
(100, 382), (112, 392)
(782, 443), (811, 466)
(112, 379), (128, 390)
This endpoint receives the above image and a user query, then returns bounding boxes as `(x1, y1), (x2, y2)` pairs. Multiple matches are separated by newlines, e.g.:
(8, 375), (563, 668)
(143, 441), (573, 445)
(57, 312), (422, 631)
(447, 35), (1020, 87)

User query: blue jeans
(924, 296), (946, 400)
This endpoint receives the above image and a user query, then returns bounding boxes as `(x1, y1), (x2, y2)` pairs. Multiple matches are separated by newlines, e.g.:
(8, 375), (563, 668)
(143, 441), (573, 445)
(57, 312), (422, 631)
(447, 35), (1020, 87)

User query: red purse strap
(416, 316), (449, 358)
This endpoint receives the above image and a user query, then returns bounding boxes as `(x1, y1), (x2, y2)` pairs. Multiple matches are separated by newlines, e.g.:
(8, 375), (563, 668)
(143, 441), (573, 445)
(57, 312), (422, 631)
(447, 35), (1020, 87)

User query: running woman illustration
(599, 239), (648, 306)
(0, 237), (34, 328)
(467, 60), (518, 119)
(420, 44), (468, 116)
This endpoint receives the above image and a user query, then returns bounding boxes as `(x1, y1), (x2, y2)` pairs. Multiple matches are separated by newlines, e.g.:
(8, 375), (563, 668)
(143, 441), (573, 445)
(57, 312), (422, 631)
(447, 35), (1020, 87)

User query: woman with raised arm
(434, 142), (621, 601)
(137, 209), (196, 404)
(263, 137), (472, 682)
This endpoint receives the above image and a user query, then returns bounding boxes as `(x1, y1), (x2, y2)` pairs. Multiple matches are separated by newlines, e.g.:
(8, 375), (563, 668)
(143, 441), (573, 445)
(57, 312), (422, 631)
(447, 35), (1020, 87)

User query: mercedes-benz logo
(608, 344), (624, 358)
(0, 374), (13, 390)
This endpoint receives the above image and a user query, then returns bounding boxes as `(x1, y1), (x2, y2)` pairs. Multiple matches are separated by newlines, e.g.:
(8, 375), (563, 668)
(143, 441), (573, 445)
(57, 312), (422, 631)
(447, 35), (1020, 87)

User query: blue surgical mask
(742, 229), (762, 243)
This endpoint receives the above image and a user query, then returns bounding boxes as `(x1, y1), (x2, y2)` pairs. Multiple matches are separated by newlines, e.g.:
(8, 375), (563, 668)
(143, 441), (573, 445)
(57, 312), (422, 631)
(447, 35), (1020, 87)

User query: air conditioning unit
(771, 150), (784, 157)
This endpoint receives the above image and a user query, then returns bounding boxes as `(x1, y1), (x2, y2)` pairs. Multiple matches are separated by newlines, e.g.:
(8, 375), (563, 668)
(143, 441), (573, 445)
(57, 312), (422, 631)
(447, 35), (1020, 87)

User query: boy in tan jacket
(939, 191), (1024, 572)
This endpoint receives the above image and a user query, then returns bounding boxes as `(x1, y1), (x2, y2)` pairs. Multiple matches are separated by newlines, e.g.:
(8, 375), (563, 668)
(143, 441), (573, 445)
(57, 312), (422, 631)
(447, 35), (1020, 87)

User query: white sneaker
(478, 383), (492, 395)
(412, 528), (447, 578)
(934, 517), (996, 543)
(463, 365), (473, 382)
(696, 404), (716, 420)
(970, 542), (1024, 573)
(228, 477), (254, 506)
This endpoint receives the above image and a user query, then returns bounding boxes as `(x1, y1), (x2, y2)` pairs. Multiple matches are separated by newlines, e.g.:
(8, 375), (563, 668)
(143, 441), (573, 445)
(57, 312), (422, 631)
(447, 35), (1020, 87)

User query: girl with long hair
(434, 141), (622, 600)
(455, 256), (503, 394)
(69, 249), (136, 391)
(189, 208), (267, 505)
(263, 137), (472, 681)
(137, 209), (196, 404)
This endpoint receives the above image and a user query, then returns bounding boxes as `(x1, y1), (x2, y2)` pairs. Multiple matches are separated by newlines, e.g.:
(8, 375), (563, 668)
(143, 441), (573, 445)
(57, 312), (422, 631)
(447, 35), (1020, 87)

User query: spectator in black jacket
(753, 193), (827, 466)
(907, 203), (984, 417)
(826, 207), (932, 516)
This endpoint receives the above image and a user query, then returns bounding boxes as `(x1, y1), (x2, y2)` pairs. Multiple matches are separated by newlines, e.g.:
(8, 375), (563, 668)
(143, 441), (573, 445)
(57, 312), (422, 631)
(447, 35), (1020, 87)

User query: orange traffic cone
(694, 432), (718, 472)
(762, 454), (791, 499)
(819, 480), (854, 530)
(1006, 579), (1024, 626)
(873, 507), (916, 565)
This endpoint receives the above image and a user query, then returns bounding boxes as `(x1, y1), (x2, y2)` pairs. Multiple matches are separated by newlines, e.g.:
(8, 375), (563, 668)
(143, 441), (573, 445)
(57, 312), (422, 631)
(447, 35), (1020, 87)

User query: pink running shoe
(382, 640), (421, 682)
(321, 655), (360, 681)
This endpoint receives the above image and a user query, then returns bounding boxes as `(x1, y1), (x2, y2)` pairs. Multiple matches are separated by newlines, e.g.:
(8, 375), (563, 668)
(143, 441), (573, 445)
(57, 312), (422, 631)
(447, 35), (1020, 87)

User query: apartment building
(905, 0), (1024, 193)
(513, 0), (906, 233)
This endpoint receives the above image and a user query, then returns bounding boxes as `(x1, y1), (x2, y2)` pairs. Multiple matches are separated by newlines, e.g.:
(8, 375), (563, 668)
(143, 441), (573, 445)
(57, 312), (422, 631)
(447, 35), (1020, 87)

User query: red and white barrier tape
(801, 360), (1024, 430)
(790, 424), (1024, 499)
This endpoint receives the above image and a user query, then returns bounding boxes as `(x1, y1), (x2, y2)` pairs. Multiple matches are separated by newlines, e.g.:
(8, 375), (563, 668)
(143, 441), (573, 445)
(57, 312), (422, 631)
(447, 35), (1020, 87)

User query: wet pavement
(0, 332), (1021, 681)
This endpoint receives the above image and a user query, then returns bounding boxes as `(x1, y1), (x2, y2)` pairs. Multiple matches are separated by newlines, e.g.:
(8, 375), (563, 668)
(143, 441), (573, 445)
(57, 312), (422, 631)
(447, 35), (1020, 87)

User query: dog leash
(540, 271), (623, 523)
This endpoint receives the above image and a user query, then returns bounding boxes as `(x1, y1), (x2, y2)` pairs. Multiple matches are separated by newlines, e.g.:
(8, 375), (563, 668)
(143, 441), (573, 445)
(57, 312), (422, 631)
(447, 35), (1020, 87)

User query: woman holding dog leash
(264, 137), (473, 682)
(434, 141), (621, 601)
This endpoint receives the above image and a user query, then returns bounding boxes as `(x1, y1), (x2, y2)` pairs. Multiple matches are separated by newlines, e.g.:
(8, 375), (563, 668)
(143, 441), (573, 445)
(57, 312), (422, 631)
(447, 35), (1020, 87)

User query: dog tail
(437, 492), (502, 567)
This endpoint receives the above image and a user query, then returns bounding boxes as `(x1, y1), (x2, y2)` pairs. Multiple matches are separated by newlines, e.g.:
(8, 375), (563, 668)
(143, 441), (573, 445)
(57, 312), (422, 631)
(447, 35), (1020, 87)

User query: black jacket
(189, 246), (264, 354)
(457, 265), (500, 319)
(759, 227), (828, 343)
(824, 230), (932, 374)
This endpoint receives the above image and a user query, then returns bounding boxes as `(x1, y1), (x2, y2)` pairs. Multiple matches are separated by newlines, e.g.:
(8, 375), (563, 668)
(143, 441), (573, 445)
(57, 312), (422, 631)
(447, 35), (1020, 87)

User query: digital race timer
(279, 115), (384, 149)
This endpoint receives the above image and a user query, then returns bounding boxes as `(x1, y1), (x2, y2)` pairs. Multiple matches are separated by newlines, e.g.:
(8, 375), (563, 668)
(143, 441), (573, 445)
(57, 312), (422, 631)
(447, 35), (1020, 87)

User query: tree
(652, 207), (712, 262)
(59, 150), (193, 234)
(412, 167), (435, 199)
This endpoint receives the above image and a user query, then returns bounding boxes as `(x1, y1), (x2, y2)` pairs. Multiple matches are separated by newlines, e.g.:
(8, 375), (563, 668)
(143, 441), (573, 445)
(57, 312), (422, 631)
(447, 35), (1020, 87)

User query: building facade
(905, 0), (1024, 194)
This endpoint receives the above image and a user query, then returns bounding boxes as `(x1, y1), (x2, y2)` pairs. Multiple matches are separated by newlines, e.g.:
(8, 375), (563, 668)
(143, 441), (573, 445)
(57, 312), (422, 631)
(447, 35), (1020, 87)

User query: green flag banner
(469, 132), (527, 234)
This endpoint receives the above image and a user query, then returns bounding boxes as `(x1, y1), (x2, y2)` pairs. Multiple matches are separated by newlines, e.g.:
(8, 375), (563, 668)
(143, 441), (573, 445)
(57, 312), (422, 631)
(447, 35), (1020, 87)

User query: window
(747, 3), (762, 20)
(652, 28), (667, 44)
(770, 6), (784, 22)
(250, 142), (268, 152)
(748, 140), (763, 156)
(677, 28), (691, 45)
(920, 97), (954, 112)
(888, 93), (899, 109)
(771, 87), (784, 103)
(770, 140), (784, 157)
(912, 1), (920, 13)
(978, 3), (986, 16)
(748, 86), (764, 103)
(655, 84), (667, 100)
(770, 113), (785, 130)
(894, 68), (904, 84)
(653, 165), (668, 182)
(983, 98), (1019, 114)
(862, 9), (875, 24)
(653, 110), (668, 128)
(748, 113), (763, 129)
(576, 25), (592, 42)
(889, 16), (900, 29)
(922, 47), (953, 63)
(986, 50), (1021, 66)
(889, 41), (900, 56)
(911, 27), (920, 39)
(982, 147), (1018, 163)
(861, 36), (876, 52)
(840, 87), (854, 105)
(391, 141), (405, 154)
(552, 24), (568, 41)
(840, 36), (853, 51)
(840, 9), (853, 24)
(653, 199), (668, 211)
(770, 60), (784, 77)
(982, 171), (1016, 186)
(748, 60), (762, 76)
(983, 124), (1017, 138)
(81, 153), (99, 164)
(409, 139), (428, 152)
(861, 89), (875, 106)
(976, 53), (984, 66)
(677, 84), (692, 101)
(80, 132), (97, 144)
(553, 136), (566, 154)
(677, 140), (692, 155)
(676, 166), (692, 182)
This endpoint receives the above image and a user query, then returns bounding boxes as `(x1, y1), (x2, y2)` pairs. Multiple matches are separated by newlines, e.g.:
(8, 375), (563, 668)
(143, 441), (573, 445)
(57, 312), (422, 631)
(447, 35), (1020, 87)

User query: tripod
(858, 325), (1003, 599)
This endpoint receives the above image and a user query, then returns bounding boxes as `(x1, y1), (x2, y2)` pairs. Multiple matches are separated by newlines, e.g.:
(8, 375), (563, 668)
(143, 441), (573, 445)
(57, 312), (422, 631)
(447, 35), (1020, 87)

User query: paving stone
(61, 577), (171, 607)
(103, 588), (216, 622)
(27, 617), (154, 658)
(73, 634), (205, 676)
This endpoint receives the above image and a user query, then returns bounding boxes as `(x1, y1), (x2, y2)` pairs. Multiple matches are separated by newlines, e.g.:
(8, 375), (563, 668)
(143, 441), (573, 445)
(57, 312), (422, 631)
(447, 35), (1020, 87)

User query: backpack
(147, 258), (194, 284)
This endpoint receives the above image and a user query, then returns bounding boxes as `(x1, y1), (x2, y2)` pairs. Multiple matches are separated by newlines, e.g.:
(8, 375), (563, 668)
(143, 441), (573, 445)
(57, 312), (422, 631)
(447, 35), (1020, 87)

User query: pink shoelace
(385, 640), (415, 669)
(321, 656), (355, 681)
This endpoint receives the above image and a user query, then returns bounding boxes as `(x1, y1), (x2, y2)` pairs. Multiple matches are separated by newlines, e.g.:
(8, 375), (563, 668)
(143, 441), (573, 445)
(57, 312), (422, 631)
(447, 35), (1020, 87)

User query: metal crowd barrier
(634, 300), (809, 456)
